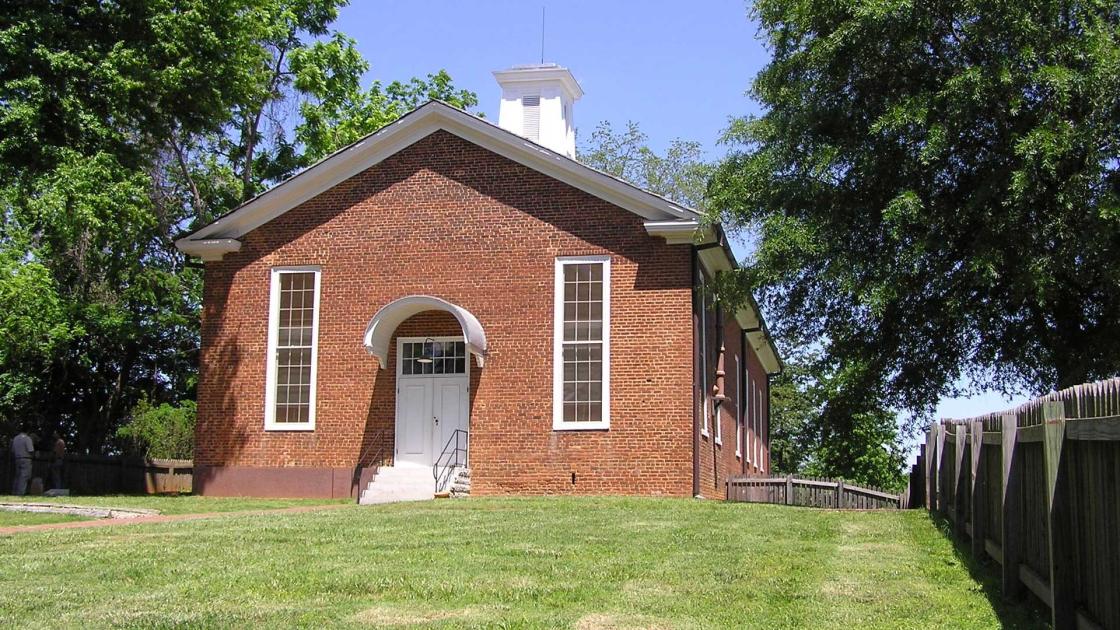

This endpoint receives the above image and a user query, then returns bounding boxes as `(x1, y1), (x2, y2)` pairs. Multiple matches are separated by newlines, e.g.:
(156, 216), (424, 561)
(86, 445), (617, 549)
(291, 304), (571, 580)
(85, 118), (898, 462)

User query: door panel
(396, 379), (432, 465)
(435, 378), (468, 458)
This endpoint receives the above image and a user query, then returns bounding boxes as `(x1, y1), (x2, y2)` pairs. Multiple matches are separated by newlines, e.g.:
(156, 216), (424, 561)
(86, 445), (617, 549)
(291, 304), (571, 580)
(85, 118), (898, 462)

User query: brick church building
(176, 64), (781, 501)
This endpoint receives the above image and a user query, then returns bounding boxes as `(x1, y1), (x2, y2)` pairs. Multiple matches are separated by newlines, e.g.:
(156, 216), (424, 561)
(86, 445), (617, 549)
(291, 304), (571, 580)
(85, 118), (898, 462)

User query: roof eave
(175, 237), (241, 261)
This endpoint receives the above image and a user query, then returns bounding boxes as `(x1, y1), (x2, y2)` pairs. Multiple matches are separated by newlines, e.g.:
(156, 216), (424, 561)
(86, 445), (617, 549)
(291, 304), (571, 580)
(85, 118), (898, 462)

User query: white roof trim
(176, 101), (698, 253)
(175, 238), (241, 261)
(736, 307), (781, 375)
(362, 295), (487, 369)
(493, 65), (584, 100)
(644, 220), (708, 245)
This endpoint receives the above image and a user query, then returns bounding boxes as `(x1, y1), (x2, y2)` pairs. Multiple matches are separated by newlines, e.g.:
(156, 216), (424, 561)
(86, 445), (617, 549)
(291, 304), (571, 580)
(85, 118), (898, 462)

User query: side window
(553, 256), (611, 430)
(265, 267), (321, 430)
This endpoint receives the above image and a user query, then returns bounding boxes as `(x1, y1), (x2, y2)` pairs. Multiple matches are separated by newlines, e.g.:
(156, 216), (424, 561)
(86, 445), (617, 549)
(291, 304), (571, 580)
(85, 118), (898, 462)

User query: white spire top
(493, 64), (583, 158)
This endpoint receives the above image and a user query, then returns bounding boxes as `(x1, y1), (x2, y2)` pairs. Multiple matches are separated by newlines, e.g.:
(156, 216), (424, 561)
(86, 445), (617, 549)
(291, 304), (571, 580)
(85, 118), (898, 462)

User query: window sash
(735, 355), (742, 458)
(700, 288), (710, 437)
(554, 256), (610, 430)
(265, 267), (321, 430)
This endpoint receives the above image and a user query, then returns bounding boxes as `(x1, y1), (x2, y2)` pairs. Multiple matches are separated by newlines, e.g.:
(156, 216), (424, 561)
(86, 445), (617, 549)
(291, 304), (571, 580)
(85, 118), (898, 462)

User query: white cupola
(493, 64), (583, 158)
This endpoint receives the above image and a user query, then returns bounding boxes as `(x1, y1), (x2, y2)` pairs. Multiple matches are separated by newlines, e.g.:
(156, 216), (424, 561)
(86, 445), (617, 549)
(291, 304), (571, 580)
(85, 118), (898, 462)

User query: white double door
(395, 339), (469, 468)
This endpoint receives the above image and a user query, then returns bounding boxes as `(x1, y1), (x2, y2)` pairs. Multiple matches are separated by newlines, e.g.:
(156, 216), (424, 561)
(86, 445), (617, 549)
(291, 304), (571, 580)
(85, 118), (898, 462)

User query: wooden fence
(921, 378), (1120, 630)
(0, 452), (192, 495)
(727, 474), (904, 509)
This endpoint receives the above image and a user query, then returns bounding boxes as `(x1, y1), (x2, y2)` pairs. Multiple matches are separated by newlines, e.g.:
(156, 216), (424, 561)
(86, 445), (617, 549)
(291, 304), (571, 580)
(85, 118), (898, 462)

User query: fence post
(969, 419), (986, 559)
(936, 422), (948, 516)
(1000, 414), (1022, 601)
(954, 423), (967, 536)
(836, 478), (845, 509)
(927, 424), (938, 512)
(1042, 401), (1074, 629)
(785, 474), (793, 506)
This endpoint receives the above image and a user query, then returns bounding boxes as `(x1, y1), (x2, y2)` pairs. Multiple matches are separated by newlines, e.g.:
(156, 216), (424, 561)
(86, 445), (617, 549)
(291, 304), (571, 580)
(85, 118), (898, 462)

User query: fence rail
(727, 474), (903, 509)
(919, 378), (1120, 630)
(1, 452), (192, 495)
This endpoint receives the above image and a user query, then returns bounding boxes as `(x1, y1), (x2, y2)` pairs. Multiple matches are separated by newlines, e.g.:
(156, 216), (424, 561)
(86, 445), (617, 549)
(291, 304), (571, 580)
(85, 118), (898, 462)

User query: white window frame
(553, 255), (611, 431)
(745, 374), (753, 464)
(735, 355), (742, 459)
(264, 266), (322, 431)
(757, 383), (764, 470)
(700, 288), (710, 437)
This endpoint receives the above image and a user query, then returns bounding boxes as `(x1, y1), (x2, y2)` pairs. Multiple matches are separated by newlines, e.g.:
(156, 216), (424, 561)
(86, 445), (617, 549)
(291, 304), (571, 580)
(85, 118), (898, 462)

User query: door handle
(433, 416), (439, 425)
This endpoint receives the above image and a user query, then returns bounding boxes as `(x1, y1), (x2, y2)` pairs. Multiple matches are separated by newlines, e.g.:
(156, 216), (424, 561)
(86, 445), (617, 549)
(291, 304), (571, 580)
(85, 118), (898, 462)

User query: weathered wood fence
(921, 378), (1120, 630)
(1, 452), (192, 495)
(727, 474), (904, 509)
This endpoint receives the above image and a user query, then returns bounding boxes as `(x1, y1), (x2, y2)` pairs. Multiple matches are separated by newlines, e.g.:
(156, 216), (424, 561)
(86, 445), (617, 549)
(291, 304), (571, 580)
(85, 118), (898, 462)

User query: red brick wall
(196, 130), (696, 496)
(693, 302), (771, 499)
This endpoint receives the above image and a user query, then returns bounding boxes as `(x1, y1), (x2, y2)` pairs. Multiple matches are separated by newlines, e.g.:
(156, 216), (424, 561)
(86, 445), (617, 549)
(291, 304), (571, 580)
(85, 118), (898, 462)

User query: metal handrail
(353, 428), (390, 503)
(433, 429), (469, 493)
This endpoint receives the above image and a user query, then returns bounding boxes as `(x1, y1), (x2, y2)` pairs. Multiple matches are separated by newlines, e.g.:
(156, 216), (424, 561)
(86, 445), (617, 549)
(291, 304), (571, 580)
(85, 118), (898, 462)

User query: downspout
(691, 247), (701, 498)
(712, 303), (726, 491)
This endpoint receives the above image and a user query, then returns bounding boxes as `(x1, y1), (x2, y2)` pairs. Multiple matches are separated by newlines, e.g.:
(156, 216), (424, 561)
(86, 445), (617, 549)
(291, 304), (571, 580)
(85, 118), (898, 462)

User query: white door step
(359, 465), (435, 505)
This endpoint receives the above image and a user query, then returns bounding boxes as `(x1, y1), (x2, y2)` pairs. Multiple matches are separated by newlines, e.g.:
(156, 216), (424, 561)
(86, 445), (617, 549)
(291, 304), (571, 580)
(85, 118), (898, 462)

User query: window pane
(560, 342), (603, 422)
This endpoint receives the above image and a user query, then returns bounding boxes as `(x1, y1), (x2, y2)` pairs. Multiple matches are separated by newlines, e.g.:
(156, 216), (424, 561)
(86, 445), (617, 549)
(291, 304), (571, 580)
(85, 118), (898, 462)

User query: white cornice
(174, 238), (241, 261)
(493, 65), (584, 100)
(643, 220), (707, 244)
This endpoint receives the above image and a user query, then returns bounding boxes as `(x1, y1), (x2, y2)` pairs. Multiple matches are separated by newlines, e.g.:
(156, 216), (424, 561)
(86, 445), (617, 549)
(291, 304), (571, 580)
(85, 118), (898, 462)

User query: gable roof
(176, 100), (699, 254)
(175, 100), (781, 374)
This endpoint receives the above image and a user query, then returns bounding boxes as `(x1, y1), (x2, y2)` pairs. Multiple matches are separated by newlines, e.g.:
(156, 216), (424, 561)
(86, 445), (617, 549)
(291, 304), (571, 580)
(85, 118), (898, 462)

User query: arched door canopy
(362, 295), (487, 369)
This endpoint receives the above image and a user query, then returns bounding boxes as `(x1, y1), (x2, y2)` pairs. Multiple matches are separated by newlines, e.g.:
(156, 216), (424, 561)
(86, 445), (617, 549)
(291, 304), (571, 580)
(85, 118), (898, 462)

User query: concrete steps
(358, 466), (435, 504)
(449, 467), (471, 498)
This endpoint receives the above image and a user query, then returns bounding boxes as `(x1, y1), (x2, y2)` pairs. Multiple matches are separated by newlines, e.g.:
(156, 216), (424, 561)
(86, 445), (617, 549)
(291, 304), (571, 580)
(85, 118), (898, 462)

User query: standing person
(10, 427), (33, 496)
(50, 431), (66, 490)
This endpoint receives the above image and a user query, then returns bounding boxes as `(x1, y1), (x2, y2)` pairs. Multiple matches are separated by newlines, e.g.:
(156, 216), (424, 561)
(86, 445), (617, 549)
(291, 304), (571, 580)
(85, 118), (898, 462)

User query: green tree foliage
(0, 0), (476, 452)
(768, 349), (905, 490)
(116, 398), (197, 460)
(578, 121), (714, 211)
(711, 0), (1120, 428)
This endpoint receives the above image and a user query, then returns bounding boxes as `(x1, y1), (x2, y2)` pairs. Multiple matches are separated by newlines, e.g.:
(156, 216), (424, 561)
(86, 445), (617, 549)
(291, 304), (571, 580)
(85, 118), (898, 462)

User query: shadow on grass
(925, 512), (1049, 630)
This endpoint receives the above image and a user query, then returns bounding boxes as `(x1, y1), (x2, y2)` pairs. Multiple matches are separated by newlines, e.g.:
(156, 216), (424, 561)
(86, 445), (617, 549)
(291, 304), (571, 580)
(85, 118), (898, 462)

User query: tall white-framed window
(264, 266), (321, 431)
(745, 373), (753, 464)
(553, 255), (611, 430)
(756, 383), (764, 470)
(700, 288), (710, 437)
(735, 355), (742, 459)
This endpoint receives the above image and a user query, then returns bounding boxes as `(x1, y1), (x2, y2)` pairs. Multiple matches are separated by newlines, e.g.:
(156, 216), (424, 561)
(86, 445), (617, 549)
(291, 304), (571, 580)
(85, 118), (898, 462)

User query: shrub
(117, 398), (196, 459)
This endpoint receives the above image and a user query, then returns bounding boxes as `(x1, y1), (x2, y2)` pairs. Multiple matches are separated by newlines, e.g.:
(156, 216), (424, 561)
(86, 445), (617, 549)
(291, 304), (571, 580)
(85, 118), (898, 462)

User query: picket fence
(921, 378), (1120, 630)
(727, 474), (903, 509)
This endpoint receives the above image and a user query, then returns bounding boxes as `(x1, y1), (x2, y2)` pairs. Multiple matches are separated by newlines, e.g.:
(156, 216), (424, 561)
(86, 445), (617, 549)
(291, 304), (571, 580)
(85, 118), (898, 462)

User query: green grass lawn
(0, 510), (90, 527)
(0, 497), (1046, 628)
(0, 494), (348, 515)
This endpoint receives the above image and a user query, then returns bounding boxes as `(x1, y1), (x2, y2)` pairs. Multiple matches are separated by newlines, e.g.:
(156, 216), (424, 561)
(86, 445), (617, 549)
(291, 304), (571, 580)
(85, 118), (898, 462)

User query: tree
(578, 121), (714, 210)
(767, 348), (905, 489)
(710, 0), (1120, 425)
(0, 0), (476, 452)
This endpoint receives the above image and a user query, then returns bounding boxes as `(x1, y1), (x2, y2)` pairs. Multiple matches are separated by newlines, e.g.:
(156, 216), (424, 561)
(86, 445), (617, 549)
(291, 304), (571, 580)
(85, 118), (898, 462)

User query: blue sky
(336, 1), (1031, 450)
(336, 0), (764, 153)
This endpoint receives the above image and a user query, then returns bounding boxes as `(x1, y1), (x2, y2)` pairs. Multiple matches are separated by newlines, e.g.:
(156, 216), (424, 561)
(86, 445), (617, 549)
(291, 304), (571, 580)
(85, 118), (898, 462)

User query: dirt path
(0, 502), (352, 536)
